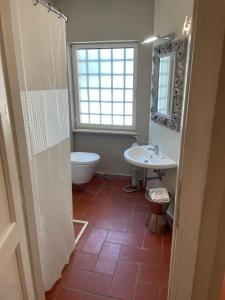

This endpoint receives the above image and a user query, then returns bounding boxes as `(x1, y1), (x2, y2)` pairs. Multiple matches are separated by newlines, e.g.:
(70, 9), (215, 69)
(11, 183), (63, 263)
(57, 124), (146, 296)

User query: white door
(0, 25), (36, 300)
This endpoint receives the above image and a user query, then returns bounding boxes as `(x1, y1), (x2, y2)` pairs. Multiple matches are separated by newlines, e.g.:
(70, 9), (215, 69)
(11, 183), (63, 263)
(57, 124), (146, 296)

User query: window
(71, 42), (137, 131)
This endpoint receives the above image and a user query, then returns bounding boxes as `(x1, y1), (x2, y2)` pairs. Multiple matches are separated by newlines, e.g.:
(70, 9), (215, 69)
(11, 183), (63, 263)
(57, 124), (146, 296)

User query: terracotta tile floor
(221, 276), (225, 300)
(46, 177), (172, 300)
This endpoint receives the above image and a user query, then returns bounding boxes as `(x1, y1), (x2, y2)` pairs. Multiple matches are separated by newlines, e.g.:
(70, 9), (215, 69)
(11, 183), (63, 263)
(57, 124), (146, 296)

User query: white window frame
(70, 41), (138, 132)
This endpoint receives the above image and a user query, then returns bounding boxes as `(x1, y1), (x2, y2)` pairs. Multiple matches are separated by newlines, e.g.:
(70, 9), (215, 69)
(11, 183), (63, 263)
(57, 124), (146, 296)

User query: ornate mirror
(151, 38), (188, 131)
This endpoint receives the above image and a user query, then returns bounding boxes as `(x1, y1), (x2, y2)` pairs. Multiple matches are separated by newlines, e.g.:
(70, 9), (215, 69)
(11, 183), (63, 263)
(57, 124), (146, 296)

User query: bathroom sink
(124, 145), (177, 169)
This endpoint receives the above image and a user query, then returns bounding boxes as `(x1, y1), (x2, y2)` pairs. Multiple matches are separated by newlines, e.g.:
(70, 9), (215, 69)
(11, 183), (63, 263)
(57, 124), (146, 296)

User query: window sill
(72, 128), (139, 136)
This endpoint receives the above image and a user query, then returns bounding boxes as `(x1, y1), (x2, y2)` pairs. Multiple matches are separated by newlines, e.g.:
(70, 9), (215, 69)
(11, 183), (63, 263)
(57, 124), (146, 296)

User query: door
(0, 22), (36, 300)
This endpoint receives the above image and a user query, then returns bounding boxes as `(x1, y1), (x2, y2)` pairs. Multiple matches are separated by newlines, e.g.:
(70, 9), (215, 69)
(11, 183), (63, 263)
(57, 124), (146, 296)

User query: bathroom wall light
(142, 35), (160, 45)
(142, 33), (174, 45)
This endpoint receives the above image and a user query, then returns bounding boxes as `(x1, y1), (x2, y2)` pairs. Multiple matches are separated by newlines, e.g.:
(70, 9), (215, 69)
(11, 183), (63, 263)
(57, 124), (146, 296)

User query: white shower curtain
(10, 0), (75, 290)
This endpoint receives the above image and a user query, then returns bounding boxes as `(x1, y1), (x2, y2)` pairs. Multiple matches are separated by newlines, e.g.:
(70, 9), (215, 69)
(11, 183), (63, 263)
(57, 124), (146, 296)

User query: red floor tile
(118, 195), (137, 205)
(108, 180), (130, 189)
(82, 293), (113, 300)
(74, 191), (95, 199)
(73, 223), (84, 236)
(82, 228), (107, 254)
(45, 279), (62, 299)
(162, 251), (171, 270)
(134, 282), (160, 300)
(163, 238), (172, 252)
(104, 204), (133, 221)
(68, 251), (98, 271)
(120, 246), (162, 267)
(106, 230), (144, 247)
(162, 238), (172, 270)
(55, 288), (82, 300)
(128, 213), (148, 234)
(83, 207), (107, 218)
(139, 265), (169, 287)
(73, 205), (87, 219)
(76, 236), (87, 251)
(94, 243), (121, 275)
(162, 230), (172, 240)
(95, 217), (128, 232)
(106, 200), (133, 210)
(61, 268), (112, 295)
(220, 277), (225, 300)
(134, 204), (150, 214)
(143, 232), (163, 252)
(138, 189), (147, 198)
(86, 180), (104, 192)
(108, 260), (139, 300)
(75, 197), (106, 208)
(160, 287), (168, 300)
(95, 189), (112, 201)
(47, 178), (172, 300)
(75, 217), (98, 242)
(84, 206), (133, 222)
(123, 195), (150, 206)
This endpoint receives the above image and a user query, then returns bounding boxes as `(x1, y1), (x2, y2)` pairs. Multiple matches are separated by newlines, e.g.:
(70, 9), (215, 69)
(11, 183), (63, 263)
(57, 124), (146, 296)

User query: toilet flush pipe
(73, 219), (89, 245)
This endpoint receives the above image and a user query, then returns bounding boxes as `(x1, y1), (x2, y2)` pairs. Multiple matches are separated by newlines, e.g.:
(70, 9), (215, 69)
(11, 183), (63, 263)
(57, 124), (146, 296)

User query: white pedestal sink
(124, 145), (177, 169)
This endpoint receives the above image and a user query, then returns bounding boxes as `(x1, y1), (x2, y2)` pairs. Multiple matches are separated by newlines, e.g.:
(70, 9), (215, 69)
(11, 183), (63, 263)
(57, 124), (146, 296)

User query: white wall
(148, 0), (193, 194)
(154, 0), (193, 38)
(55, 0), (154, 176)
(149, 0), (193, 161)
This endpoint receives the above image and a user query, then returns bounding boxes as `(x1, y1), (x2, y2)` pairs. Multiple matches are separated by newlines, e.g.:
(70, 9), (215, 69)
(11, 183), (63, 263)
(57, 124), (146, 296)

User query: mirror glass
(157, 54), (175, 116)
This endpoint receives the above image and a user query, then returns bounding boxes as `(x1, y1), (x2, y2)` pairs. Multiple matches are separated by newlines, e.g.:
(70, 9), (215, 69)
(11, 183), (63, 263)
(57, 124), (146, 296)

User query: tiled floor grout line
(159, 286), (163, 300)
(60, 285), (116, 300)
(49, 178), (171, 300)
(80, 207), (88, 219)
(161, 238), (165, 269)
(138, 278), (166, 288)
(104, 243), (124, 295)
(127, 203), (135, 233)
(141, 227), (147, 249)
(132, 264), (140, 300)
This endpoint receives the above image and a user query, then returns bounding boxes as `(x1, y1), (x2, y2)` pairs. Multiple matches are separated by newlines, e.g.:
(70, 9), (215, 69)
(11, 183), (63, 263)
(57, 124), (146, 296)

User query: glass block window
(71, 43), (137, 130)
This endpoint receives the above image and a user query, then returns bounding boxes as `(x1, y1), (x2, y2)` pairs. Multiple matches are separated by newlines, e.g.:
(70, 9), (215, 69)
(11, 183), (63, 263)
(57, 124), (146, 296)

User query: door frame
(0, 10), (36, 300)
(169, 0), (225, 299)
(0, 1), (45, 300)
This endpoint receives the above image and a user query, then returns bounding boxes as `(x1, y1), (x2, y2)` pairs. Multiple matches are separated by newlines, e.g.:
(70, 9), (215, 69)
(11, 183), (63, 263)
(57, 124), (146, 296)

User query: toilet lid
(71, 152), (100, 165)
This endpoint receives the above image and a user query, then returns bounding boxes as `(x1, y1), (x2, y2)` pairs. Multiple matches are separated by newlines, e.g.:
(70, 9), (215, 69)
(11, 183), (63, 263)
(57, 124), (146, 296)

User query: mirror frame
(151, 38), (188, 131)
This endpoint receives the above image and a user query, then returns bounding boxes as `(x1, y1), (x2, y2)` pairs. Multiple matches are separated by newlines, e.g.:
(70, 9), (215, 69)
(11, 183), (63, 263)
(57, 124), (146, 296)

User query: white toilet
(71, 152), (100, 185)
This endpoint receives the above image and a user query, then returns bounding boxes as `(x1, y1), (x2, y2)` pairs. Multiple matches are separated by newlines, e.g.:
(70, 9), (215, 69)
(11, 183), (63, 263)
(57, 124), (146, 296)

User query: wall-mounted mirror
(151, 38), (188, 131)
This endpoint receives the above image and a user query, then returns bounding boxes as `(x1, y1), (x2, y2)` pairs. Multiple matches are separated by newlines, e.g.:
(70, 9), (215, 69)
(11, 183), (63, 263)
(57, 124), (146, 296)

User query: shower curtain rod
(33, 0), (68, 22)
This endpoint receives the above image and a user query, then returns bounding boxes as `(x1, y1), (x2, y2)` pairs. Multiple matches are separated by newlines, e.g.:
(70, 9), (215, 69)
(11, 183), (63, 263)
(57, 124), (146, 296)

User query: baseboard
(94, 171), (131, 181)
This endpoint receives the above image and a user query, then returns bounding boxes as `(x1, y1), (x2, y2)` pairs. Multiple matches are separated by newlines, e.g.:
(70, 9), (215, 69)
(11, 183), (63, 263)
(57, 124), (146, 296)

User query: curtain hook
(65, 15), (69, 23)
(58, 11), (62, 18)
(33, 0), (38, 5)
(48, 3), (51, 12)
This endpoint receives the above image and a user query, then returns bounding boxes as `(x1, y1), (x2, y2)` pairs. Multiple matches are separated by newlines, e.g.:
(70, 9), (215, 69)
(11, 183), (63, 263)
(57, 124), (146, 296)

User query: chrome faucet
(148, 143), (159, 155)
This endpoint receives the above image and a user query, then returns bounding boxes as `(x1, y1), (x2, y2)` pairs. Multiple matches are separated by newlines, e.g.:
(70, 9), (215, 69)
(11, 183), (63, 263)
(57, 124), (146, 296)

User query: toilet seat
(71, 152), (100, 165)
